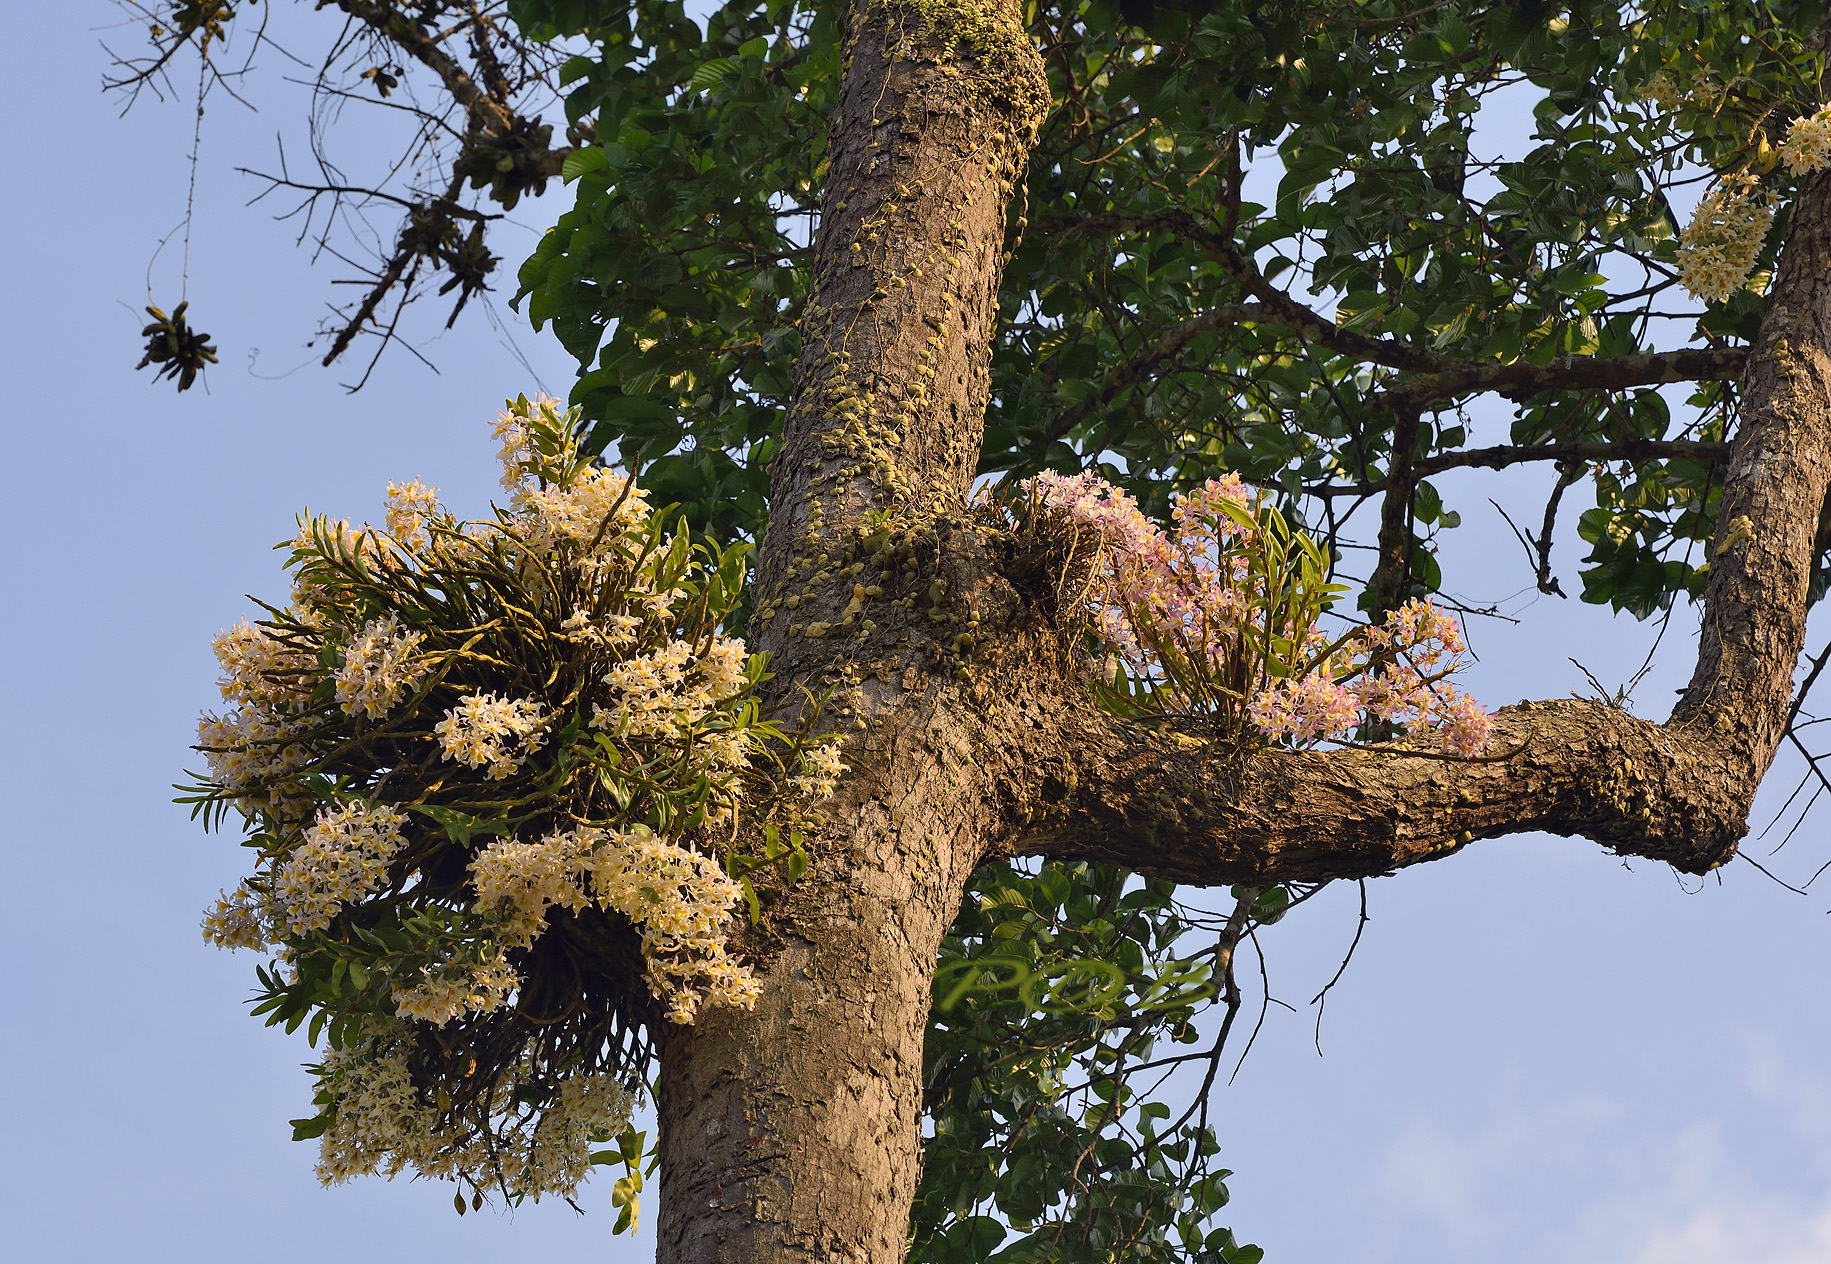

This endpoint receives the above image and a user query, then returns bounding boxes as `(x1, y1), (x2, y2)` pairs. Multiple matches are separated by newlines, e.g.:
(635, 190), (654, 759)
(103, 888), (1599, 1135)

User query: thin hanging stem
(183, 52), (209, 300)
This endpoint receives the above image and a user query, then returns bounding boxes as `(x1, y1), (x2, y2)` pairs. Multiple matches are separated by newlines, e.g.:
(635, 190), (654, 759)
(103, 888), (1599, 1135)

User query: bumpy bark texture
(656, 1), (1049, 1260)
(652, 3), (1831, 1260)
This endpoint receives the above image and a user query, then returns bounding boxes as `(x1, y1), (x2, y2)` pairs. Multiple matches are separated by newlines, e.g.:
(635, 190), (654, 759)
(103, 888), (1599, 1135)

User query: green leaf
(405, 803), (510, 848)
(290, 1113), (331, 1141)
(688, 57), (739, 94)
(611, 1171), (642, 1235)
(561, 146), (608, 182)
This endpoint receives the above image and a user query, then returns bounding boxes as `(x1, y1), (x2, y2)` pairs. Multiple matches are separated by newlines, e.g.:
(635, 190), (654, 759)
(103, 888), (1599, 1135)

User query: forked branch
(1011, 166), (1831, 892)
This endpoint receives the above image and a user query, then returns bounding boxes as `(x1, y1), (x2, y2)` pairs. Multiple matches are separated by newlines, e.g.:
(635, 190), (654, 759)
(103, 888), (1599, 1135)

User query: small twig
(1228, 931), (1294, 1085)
(1772, 727), (1831, 856)
(1741, 852), (1810, 896)
(1569, 657), (1632, 709)
(1431, 593), (1520, 625)
(1533, 460), (1585, 596)
(1774, 782), (1824, 857)
(1492, 498), (1542, 586)
(1490, 461), (1582, 600)
(1785, 636), (1831, 733)
(1309, 880), (1368, 1056)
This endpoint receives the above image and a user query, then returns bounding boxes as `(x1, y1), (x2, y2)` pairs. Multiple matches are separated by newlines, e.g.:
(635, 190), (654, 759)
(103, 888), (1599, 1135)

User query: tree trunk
(655, 732), (993, 1262)
(655, 0), (1048, 1258)
(653, 1), (1831, 1257)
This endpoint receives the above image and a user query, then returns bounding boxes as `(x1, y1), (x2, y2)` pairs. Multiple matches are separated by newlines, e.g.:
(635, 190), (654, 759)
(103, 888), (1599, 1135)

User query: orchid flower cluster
(1677, 178), (1776, 305)
(186, 395), (841, 1209)
(1028, 470), (1492, 757)
(1675, 101), (1831, 305)
(311, 1017), (637, 1198)
(1780, 103), (1831, 177)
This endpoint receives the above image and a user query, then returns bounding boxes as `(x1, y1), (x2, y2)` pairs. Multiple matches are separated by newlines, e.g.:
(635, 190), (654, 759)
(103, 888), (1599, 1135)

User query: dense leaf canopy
(515, 0), (1821, 617)
(491, 3), (1820, 1256)
(493, 0), (1831, 1256)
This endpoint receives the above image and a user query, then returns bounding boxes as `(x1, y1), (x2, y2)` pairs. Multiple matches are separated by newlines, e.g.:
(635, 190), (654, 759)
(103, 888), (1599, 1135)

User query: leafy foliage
(156, 0), (1831, 1255)
(513, 0), (839, 538)
(916, 862), (1264, 1264)
(516, 0), (1825, 612)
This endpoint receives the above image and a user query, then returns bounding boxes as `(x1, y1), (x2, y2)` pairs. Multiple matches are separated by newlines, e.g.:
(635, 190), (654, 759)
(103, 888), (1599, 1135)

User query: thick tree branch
(1367, 406), (1421, 613)
(1385, 347), (1749, 409)
(665, 3), (1054, 1260)
(1021, 698), (1742, 884)
(751, 0), (1051, 676)
(1013, 164), (1831, 890)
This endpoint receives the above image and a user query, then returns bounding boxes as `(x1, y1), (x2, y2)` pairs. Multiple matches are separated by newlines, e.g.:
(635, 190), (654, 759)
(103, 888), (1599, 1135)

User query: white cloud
(1613, 1038), (1831, 1264)
(1628, 1198), (1831, 1264)
(1350, 1040), (1831, 1264)
(1740, 1032), (1831, 1147)
(1374, 1089), (1627, 1255)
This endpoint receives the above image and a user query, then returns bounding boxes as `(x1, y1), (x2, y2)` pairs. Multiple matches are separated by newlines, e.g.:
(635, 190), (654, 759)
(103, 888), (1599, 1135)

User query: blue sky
(4, 6), (1830, 1262)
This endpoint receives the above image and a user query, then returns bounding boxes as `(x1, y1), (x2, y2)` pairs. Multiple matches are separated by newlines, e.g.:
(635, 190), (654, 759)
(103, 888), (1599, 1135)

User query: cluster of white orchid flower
(1780, 103), (1831, 177)
(1678, 179), (1776, 305)
(434, 693), (549, 780)
(468, 823), (758, 1025)
(1676, 102), (1831, 304)
(189, 395), (841, 1205)
(312, 1017), (637, 1201)
(1030, 470), (1491, 756)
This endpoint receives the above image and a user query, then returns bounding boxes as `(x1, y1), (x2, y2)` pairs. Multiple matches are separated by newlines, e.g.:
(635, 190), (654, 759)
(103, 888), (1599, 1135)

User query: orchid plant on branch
(1025, 470), (1493, 756)
(183, 396), (841, 1219)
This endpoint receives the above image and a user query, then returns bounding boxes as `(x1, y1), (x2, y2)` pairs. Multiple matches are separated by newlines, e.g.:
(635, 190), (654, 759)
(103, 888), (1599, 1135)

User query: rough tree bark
(652, 2), (1831, 1260)
(656, 1), (1051, 1258)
